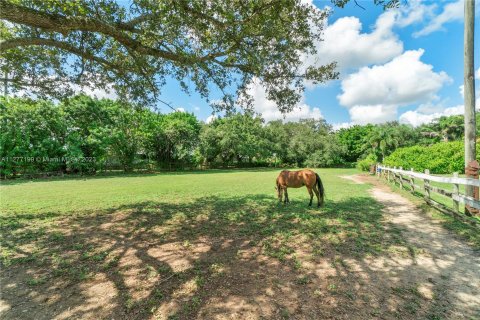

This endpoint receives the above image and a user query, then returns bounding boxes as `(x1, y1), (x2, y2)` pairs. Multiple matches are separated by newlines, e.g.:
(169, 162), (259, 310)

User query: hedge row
(383, 141), (480, 174)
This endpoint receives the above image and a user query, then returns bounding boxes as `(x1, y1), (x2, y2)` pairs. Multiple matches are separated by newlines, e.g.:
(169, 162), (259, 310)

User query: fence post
(393, 166), (397, 185)
(399, 167), (403, 190)
(464, 160), (479, 216)
(424, 169), (430, 202)
(453, 172), (460, 214)
(410, 168), (415, 193)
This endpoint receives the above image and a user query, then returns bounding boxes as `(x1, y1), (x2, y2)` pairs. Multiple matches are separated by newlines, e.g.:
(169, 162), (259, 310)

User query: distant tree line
(1, 96), (478, 178)
(0, 95), (200, 177)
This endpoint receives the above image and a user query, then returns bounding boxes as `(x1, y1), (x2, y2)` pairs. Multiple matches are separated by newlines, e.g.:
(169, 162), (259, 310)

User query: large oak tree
(0, 0), (342, 112)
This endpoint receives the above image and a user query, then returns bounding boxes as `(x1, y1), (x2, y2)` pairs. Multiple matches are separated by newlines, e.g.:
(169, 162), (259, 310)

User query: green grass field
(1, 168), (478, 319)
(2, 168), (361, 215)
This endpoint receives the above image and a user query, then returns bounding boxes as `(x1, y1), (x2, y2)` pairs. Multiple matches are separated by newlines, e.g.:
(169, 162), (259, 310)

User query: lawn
(0, 168), (345, 212)
(0, 168), (473, 319)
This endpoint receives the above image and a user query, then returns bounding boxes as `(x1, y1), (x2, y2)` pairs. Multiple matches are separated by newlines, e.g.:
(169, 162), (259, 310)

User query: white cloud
(413, 0), (464, 38)
(349, 104), (398, 125)
(205, 114), (217, 124)
(400, 67), (480, 127)
(399, 111), (437, 127)
(303, 12), (403, 74)
(339, 50), (450, 107)
(393, 0), (437, 28)
(337, 49), (451, 124)
(175, 107), (185, 112)
(246, 81), (323, 122)
(332, 122), (354, 131)
(416, 101), (446, 114)
(78, 85), (117, 100)
(399, 104), (465, 127)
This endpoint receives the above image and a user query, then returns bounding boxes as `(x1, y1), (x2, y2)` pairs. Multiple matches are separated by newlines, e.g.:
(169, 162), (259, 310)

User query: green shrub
(356, 153), (377, 172)
(384, 141), (480, 174)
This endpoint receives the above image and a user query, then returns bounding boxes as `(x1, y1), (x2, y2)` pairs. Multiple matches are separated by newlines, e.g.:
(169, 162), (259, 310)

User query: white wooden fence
(376, 165), (480, 226)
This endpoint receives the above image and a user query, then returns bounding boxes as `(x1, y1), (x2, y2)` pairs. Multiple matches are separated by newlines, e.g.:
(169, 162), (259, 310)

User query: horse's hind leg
(284, 188), (290, 204)
(313, 184), (320, 207)
(307, 187), (313, 206)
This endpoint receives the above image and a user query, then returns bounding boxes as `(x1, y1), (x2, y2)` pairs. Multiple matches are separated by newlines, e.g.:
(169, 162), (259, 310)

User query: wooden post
(464, 0), (476, 201)
(399, 167), (404, 190)
(410, 168), (415, 193)
(465, 160), (479, 216)
(453, 172), (460, 214)
(424, 169), (430, 202)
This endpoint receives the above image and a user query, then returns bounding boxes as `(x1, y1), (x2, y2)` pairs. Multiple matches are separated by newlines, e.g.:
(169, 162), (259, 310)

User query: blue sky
(100, 1), (480, 127)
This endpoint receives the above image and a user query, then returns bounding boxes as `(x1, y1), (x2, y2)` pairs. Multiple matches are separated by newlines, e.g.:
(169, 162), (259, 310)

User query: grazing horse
(275, 169), (325, 207)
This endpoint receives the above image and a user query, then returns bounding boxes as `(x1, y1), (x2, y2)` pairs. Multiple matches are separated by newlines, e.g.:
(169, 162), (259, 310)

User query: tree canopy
(0, 0), (341, 112)
(1, 95), (478, 178)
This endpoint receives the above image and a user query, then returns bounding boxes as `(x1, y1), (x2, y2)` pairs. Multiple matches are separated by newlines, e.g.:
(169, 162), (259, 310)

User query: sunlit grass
(0, 168), (361, 216)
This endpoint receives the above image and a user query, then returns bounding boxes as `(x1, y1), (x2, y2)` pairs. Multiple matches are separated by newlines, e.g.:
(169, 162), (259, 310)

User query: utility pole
(464, 0), (477, 212)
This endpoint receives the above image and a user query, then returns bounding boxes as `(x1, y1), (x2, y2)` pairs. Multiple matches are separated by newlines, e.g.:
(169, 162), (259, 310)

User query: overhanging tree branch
(0, 0), (341, 111)
(0, 37), (123, 72)
(0, 1), (222, 64)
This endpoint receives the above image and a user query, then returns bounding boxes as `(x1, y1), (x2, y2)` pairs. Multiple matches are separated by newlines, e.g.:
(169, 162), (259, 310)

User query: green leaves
(384, 141), (480, 174)
(0, 95), (202, 176)
(0, 97), (66, 176)
(199, 113), (267, 165)
(1, 0), (338, 112)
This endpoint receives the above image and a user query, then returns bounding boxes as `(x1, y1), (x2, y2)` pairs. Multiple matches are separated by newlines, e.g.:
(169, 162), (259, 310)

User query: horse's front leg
(284, 188), (289, 204)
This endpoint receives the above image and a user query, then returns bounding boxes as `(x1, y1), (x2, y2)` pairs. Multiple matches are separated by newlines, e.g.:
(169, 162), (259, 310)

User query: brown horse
(275, 169), (325, 207)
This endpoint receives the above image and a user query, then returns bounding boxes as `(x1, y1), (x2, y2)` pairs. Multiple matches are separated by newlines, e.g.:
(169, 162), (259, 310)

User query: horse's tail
(315, 173), (325, 206)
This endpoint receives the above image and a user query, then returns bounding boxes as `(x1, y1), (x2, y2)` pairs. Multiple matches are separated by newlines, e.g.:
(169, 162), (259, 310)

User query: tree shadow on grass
(1, 193), (477, 319)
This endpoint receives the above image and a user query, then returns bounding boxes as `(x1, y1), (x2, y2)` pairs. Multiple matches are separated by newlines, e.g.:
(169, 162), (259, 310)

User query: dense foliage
(0, 0), (339, 112)
(379, 114), (480, 173)
(384, 141), (480, 174)
(1, 96), (477, 178)
(0, 96), (201, 177)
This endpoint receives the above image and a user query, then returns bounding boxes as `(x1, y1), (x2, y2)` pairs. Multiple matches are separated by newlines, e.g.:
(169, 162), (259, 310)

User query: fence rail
(377, 165), (480, 227)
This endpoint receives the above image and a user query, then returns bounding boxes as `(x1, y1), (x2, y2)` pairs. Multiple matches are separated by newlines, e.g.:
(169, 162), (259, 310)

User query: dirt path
(344, 174), (480, 319)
